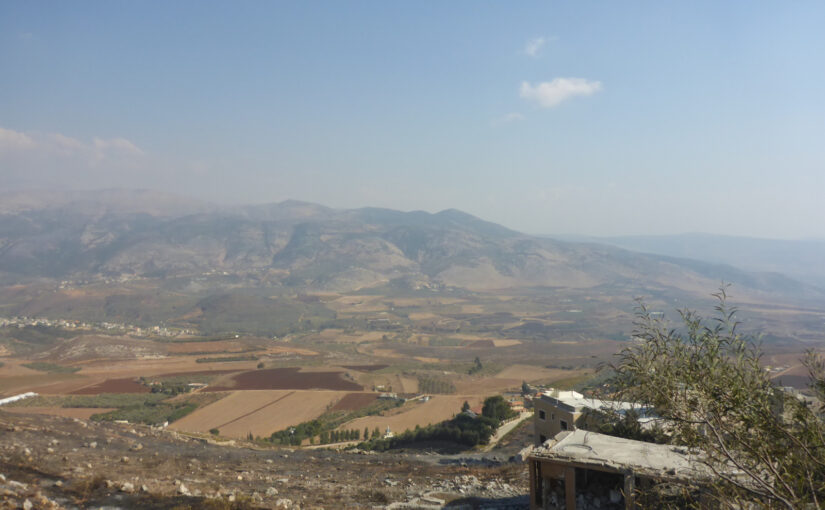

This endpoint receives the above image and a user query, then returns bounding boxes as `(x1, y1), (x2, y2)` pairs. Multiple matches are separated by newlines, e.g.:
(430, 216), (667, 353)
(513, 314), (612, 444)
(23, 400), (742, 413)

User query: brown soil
(1, 406), (116, 419)
(70, 378), (149, 395)
(207, 367), (363, 391)
(341, 364), (389, 372)
(166, 341), (249, 354)
(330, 392), (378, 411)
(170, 390), (347, 438)
(153, 369), (240, 378)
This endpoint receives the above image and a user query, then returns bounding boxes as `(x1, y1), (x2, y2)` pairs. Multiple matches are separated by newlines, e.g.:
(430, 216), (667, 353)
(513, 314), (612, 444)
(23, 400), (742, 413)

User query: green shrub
(21, 362), (80, 374)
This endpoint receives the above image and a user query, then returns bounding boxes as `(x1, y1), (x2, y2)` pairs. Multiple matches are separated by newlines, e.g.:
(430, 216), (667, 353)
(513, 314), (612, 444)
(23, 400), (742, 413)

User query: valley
(1, 192), (823, 508)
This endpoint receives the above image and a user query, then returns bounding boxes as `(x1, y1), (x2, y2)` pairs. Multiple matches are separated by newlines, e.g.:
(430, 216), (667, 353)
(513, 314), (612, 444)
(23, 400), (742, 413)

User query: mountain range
(0, 190), (821, 304)
(566, 233), (825, 289)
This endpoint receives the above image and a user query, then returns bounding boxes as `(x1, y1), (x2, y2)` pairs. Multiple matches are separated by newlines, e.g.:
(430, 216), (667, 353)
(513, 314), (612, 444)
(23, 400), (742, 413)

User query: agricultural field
(206, 367), (363, 391)
(169, 390), (346, 438)
(1, 406), (116, 419)
(70, 377), (149, 395)
(6, 284), (764, 448)
(337, 395), (486, 436)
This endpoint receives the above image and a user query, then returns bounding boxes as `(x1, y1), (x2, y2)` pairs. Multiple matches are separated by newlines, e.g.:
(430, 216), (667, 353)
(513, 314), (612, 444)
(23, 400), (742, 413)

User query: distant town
(0, 315), (196, 338)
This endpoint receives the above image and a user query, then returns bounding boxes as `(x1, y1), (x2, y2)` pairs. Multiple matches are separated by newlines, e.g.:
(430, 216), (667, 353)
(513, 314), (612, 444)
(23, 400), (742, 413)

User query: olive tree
(609, 287), (825, 509)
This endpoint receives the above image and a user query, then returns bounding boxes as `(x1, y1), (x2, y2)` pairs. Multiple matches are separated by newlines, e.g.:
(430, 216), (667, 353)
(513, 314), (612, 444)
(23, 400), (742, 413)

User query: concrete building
(533, 390), (654, 445)
(527, 429), (714, 509)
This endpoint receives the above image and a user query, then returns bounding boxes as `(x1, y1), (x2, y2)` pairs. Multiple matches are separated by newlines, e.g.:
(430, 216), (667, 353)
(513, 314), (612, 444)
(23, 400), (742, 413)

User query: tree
(469, 356), (483, 375)
(521, 380), (530, 395)
(481, 395), (515, 424)
(364, 427), (370, 441)
(461, 400), (471, 413)
(609, 287), (825, 508)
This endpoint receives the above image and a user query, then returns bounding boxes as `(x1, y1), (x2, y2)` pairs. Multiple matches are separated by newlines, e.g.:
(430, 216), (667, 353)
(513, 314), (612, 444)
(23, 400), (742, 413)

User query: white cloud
(0, 126), (143, 160)
(491, 112), (525, 126)
(0, 125), (146, 189)
(524, 37), (546, 57)
(519, 78), (603, 108)
(49, 133), (86, 153)
(94, 137), (144, 155)
(0, 127), (36, 152)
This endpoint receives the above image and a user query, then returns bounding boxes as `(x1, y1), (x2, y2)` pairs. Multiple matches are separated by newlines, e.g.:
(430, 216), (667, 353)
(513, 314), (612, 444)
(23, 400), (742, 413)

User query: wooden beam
(624, 472), (635, 509)
(565, 467), (576, 510)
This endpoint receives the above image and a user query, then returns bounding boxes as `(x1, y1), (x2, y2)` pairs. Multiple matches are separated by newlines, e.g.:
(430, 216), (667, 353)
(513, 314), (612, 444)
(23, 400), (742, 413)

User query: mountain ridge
(0, 190), (820, 303)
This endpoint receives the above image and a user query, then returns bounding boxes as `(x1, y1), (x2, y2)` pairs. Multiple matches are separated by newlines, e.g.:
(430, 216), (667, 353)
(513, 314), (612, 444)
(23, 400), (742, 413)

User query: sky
(1, 1), (824, 238)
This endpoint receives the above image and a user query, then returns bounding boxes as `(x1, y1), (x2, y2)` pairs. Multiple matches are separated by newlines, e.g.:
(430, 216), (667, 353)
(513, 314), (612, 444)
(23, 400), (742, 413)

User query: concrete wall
(533, 398), (580, 445)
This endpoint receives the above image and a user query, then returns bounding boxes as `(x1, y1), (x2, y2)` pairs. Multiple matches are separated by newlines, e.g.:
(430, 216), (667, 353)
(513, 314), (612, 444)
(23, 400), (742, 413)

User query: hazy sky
(2, 2), (824, 238)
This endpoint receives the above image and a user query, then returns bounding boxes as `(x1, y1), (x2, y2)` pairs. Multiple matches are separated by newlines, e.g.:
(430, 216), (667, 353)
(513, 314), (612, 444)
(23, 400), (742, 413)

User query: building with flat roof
(533, 390), (655, 445)
(527, 429), (716, 509)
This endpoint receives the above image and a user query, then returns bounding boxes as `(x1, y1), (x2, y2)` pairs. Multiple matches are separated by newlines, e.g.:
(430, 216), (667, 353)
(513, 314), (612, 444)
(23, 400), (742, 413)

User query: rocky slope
(0, 410), (528, 509)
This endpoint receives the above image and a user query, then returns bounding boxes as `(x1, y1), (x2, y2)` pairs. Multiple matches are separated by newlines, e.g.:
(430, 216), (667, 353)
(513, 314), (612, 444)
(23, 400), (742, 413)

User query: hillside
(583, 233), (825, 289)
(0, 190), (820, 303)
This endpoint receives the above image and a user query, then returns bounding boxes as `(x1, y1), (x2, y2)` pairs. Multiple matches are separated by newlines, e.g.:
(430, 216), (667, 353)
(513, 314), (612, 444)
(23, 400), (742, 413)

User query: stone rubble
(0, 411), (531, 509)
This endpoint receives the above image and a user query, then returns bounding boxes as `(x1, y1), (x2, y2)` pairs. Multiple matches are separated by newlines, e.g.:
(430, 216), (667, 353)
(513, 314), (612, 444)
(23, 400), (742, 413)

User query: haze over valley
(2, 2), (824, 508)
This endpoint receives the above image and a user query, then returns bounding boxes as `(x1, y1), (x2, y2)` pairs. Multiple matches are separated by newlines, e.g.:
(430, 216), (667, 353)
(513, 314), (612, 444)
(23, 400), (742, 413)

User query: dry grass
(1, 406), (116, 419)
(166, 341), (249, 354)
(494, 364), (580, 381)
(453, 377), (521, 394)
(338, 395), (483, 434)
(169, 389), (345, 438)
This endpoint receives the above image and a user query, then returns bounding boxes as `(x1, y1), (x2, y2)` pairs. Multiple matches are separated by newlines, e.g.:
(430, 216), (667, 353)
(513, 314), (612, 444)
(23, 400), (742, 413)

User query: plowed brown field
(330, 392), (378, 411)
(207, 368), (362, 391)
(70, 378), (149, 395)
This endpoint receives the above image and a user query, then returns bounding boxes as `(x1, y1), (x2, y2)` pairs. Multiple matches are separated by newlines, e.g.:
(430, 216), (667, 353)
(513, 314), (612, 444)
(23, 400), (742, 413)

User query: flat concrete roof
(530, 429), (713, 481)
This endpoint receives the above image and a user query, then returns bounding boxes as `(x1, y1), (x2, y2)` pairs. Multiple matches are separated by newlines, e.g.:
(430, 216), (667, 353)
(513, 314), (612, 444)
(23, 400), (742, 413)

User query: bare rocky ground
(0, 411), (528, 509)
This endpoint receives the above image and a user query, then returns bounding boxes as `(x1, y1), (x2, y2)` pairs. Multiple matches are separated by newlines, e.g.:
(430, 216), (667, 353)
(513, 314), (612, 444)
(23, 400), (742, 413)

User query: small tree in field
(610, 287), (825, 508)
